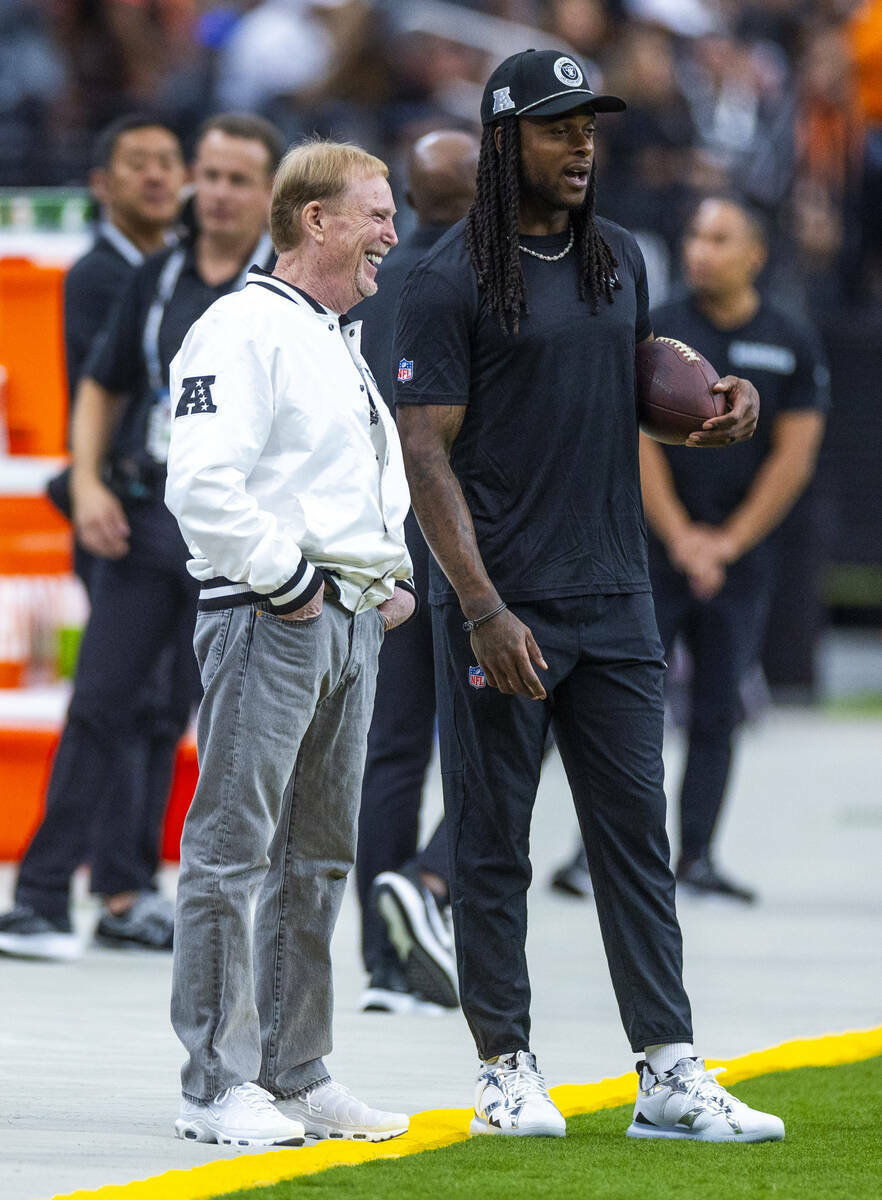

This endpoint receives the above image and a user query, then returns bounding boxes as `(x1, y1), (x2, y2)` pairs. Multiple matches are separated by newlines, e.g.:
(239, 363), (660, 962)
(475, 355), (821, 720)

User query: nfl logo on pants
(469, 666), (486, 689)
(397, 358), (413, 382)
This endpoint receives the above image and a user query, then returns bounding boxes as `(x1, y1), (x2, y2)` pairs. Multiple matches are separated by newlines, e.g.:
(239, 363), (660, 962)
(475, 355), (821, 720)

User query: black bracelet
(462, 601), (507, 633)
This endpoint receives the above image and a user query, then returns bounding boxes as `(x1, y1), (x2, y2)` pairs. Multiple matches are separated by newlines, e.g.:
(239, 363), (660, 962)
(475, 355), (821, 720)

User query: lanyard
(98, 221), (145, 268)
(142, 248), (187, 396)
(141, 233), (274, 395)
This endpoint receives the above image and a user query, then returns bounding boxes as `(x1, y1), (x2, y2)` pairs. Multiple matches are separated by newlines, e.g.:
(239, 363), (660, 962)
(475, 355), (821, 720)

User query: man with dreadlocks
(394, 50), (783, 1144)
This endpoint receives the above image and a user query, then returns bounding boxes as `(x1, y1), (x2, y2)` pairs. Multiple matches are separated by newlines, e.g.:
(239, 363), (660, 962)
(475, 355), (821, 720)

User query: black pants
(72, 535), (198, 898)
(356, 514), (448, 974)
(16, 500), (200, 920)
(650, 548), (774, 862)
(433, 591), (693, 1059)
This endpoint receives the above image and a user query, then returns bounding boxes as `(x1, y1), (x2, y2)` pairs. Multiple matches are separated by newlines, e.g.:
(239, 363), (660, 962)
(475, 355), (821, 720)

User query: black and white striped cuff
(268, 561), (325, 614)
(389, 578), (419, 628)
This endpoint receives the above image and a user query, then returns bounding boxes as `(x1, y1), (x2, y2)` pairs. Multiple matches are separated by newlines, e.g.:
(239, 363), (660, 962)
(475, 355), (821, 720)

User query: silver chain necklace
(518, 225), (574, 262)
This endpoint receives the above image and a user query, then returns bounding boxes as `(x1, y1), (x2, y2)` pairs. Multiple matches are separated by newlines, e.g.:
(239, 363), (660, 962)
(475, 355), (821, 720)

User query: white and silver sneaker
(175, 1082), (306, 1146)
(278, 1080), (409, 1142)
(470, 1051), (566, 1138)
(627, 1057), (785, 1142)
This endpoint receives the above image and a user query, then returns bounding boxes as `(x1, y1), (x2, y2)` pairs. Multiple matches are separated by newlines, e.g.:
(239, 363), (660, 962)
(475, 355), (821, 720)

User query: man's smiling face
(322, 173), (398, 309)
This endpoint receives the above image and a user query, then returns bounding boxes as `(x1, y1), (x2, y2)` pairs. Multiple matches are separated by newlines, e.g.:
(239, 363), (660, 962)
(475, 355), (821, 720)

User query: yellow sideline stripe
(48, 1026), (882, 1200)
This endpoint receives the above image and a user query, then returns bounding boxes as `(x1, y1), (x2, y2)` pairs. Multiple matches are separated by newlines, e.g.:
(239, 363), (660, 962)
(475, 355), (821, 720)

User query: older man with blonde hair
(165, 140), (414, 1147)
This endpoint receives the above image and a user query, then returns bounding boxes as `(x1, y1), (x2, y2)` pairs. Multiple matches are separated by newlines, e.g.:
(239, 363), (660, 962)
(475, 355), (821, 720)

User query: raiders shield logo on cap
(554, 57), (583, 87)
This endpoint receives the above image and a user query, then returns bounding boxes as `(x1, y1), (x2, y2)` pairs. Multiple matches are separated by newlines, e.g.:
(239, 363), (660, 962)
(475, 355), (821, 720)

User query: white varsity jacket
(165, 268), (413, 615)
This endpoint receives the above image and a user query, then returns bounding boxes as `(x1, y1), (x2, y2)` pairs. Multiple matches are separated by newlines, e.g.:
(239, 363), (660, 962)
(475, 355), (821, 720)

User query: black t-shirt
(87, 238), (273, 465)
(393, 217), (652, 604)
(63, 228), (140, 398)
(358, 225), (447, 404)
(650, 296), (830, 527)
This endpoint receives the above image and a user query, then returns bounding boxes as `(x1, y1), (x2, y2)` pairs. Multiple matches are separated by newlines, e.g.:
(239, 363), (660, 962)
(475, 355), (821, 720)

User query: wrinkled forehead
(334, 171), (395, 213)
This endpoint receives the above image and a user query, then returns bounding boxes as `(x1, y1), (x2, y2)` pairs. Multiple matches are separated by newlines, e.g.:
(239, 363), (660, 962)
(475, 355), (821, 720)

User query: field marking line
(46, 1025), (882, 1200)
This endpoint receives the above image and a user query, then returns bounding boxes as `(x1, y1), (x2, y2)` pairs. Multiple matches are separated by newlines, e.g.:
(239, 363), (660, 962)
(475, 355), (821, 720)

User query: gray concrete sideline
(1, 707), (880, 1200)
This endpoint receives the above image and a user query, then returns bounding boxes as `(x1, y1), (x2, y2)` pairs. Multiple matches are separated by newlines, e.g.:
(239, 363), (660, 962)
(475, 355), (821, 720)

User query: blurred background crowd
(1, 0), (881, 314)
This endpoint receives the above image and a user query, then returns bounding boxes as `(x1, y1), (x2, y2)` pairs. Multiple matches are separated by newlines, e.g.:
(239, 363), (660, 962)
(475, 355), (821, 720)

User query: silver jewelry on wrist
(462, 601), (508, 633)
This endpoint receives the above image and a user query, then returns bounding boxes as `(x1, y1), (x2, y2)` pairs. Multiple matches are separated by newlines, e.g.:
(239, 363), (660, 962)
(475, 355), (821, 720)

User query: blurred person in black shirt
(643, 196), (828, 901)
(0, 114), (280, 963)
(355, 129), (479, 1017)
(63, 115), (185, 399)
(57, 113), (186, 563)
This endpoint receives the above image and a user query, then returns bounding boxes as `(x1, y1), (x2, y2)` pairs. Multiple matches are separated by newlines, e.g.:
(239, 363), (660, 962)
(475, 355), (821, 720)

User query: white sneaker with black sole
(627, 1057), (785, 1142)
(278, 1080), (409, 1142)
(0, 905), (81, 961)
(175, 1083), (306, 1146)
(471, 1050), (566, 1138)
(372, 866), (458, 1008)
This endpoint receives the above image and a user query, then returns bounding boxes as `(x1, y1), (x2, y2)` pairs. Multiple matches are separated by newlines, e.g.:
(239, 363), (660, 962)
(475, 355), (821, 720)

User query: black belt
(47, 457), (167, 520)
(106, 457), (168, 502)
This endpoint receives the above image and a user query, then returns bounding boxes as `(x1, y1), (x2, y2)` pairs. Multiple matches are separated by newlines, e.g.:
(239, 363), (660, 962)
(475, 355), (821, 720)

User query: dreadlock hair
(465, 119), (621, 333)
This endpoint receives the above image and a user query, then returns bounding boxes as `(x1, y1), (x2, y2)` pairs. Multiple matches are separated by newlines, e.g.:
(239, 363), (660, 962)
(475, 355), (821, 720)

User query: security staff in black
(355, 130), (480, 1016)
(642, 197), (828, 902)
(54, 115), (186, 581)
(394, 50), (783, 1144)
(64, 118), (185, 399)
(0, 114), (281, 963)
(55, 116), (188, 946)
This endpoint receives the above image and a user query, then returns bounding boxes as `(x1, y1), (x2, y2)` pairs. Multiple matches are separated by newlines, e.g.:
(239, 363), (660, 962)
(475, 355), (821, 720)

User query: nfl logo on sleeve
(469, 666), (486, 690)
(397, 358), (414, 382)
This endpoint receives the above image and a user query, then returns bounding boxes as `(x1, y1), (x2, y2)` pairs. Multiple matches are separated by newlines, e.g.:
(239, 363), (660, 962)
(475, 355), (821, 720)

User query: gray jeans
(171, 598), (383, 1102)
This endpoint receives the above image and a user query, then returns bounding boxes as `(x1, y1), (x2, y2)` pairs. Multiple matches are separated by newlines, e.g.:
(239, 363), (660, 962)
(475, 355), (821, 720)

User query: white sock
(644, 1042), (695, 1075)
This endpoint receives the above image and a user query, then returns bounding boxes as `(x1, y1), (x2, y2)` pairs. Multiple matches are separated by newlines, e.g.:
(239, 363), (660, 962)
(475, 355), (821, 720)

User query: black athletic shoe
(94, 890), (174, 949)
(359, 960), (444, 1015)
(371, 865), (459, 1008)
(675, 855), (757, 903)
(0, 905), (80, 961)
(550, 845), (593, 898)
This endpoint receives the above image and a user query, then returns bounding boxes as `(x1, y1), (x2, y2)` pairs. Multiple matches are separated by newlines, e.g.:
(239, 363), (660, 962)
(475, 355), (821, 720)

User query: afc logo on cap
(554, 56), (583, 87)
(492, 86), (515, 114)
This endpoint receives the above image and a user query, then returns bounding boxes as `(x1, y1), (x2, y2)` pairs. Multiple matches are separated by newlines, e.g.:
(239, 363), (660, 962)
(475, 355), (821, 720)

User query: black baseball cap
(480, 48), (626, 126)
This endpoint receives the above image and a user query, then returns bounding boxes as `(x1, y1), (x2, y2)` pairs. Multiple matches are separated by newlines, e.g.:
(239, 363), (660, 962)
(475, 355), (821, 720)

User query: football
(636, 337), (724, 444)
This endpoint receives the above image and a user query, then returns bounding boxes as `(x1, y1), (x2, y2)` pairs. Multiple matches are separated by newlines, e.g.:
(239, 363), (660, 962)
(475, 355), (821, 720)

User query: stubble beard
(519, 168), (588, 219)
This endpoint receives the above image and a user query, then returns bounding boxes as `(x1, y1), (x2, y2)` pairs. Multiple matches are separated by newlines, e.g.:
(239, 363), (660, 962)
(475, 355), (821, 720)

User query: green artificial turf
(222, 1056), (882, 1200)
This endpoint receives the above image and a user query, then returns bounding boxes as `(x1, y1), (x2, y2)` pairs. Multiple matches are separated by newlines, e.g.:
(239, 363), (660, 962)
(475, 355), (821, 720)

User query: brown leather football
(636, 337), (724, 444)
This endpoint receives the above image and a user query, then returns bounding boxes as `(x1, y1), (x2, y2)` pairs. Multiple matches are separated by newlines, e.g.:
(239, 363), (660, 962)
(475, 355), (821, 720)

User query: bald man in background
(355, 131), (480, 1016)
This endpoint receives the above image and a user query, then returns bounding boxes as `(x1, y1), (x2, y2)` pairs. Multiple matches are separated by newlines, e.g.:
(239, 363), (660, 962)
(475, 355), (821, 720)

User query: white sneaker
(359, 981), (444, 1016)
(175, 1082), (306, 1146)
(627, 1057), (785, 1142)
(278, 1080), (409, 1142)
(470, 1051), (566, 1137)
(0, 905), (81, 961)
(358, 962), (445, 1016)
